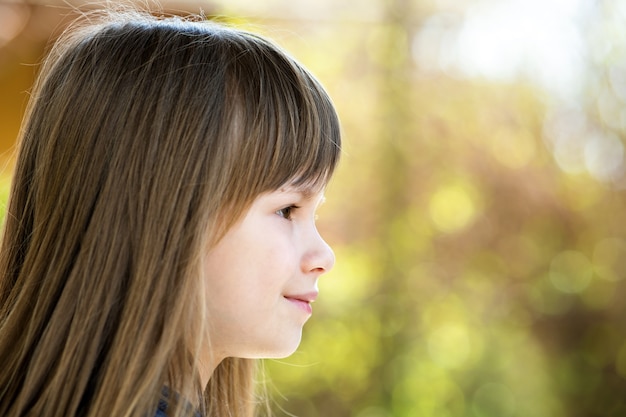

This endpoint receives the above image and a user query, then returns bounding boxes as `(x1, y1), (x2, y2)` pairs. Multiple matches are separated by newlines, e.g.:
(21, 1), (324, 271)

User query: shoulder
(155, 396), (170, 417)
(155, 409), (169, 417)
(154, 404), (202, 417)
(156, 387), (202, 417)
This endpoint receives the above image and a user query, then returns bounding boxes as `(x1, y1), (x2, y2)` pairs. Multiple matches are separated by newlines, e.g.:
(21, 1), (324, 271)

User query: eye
(276, 205), (299, 220)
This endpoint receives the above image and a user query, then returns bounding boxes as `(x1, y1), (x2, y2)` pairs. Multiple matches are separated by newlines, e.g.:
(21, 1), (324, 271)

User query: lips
(285, 292), (318, 303)
(284, 292), (318, 315)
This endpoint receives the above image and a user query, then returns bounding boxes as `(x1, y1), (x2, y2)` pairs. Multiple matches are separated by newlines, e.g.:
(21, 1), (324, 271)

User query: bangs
(222, 30), (342, 202)
(286, 73), (342, 192)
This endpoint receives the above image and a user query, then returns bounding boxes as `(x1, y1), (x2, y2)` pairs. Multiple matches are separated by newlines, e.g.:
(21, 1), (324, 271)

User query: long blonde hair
(0, 8), (340, 417)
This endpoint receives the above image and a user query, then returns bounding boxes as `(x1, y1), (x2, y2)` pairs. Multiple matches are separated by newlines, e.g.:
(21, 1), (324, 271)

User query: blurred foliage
(2, 1), (626, 417)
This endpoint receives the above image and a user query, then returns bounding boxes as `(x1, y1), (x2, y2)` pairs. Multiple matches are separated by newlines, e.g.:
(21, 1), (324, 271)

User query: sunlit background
(2, 0), (626, 416)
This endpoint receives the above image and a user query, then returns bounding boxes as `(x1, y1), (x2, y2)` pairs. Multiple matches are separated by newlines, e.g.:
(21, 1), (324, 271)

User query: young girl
(0, 8), (340, 417)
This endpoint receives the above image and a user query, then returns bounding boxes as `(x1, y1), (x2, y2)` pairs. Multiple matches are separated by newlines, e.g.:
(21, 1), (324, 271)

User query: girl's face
(200, 185), (335, 369)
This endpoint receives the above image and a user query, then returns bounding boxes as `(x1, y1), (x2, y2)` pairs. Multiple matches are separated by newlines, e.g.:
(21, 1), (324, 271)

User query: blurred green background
(2, 0), (626, 416)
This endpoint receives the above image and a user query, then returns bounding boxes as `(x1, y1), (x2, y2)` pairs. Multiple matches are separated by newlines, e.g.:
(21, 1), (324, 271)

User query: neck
(198, 354), (223, 390)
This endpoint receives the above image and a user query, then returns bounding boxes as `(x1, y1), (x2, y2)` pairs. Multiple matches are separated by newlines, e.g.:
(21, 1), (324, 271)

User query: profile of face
(201, 184), (335, 366)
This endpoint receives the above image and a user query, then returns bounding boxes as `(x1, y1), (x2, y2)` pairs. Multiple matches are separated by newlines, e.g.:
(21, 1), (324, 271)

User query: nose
(302, 228), (335, 275)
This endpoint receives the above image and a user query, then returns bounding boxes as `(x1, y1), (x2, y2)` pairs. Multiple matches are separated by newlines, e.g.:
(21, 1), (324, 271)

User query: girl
(0, 7), (340, 417)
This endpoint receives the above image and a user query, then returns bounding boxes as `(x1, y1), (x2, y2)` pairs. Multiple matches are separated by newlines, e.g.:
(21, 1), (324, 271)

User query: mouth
(284, 292), (318, 315)
(285, 292), (319, 303)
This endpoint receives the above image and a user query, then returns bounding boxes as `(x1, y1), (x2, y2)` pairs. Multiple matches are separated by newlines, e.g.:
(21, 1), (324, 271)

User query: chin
(255, 332), (304, 359)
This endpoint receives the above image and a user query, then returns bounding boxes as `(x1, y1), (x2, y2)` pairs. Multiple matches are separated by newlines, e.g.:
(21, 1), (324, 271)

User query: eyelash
(276, 205), (299, 220)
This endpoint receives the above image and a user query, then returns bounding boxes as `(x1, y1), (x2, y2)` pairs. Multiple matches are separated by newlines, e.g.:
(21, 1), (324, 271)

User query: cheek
(202, 242), (276, 305)
(245, 243), (292, 289)
(263, 235), (300, 273)
(235, 239), (300, 306)
(202, 242), (244, 304)
(202, 221), (301, 308)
